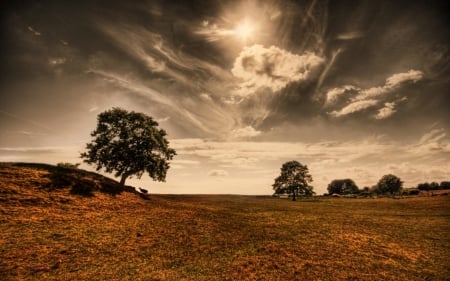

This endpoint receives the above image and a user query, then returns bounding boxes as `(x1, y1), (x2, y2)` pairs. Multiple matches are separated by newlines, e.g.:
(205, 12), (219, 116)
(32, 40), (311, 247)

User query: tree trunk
(292, 190), (296, 201)
(119, 173), (128, 187)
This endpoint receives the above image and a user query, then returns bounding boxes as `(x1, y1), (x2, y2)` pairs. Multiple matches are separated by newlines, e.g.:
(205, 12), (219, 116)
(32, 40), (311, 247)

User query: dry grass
(1, 163), (449, 280)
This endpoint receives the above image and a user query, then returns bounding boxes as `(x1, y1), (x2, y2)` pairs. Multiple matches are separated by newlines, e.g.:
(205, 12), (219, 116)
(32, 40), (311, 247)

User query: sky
(1, 0), (449, 195)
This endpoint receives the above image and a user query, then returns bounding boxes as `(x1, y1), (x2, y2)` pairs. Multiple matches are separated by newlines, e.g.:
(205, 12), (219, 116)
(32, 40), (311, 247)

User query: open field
(1, 163), (449, 280)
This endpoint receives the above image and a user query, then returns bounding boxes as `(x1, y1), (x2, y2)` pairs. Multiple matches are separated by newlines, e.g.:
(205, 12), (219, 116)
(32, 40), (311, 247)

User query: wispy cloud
(208, 170), (229, 177)
(336, 31), (364, 40)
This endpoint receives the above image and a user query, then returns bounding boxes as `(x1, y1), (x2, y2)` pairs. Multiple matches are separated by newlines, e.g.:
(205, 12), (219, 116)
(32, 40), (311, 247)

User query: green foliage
(80, 108), (176, 187)
(273, 160), (313, 201)
(327, 179), (359, 195)
(376, 174), (403, 195)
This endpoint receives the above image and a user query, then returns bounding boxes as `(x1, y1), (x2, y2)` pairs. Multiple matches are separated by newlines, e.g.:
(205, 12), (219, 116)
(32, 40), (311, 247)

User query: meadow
(1, 163), (449, 280)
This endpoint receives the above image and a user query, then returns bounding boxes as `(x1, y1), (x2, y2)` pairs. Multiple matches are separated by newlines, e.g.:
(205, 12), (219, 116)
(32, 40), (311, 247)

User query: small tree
(273, 161), (313, 201)
(81, 108), (176, 188)
(376, 174), (403, 196)
(327, 179), (359, 195)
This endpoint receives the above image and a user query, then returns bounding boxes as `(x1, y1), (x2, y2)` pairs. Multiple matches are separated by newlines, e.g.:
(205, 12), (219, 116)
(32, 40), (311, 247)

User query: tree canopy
(376, 174), (403, 195)
(273, 161), (313, 201)
(81, 108), (176, 188)
(327, 179), (359, 195)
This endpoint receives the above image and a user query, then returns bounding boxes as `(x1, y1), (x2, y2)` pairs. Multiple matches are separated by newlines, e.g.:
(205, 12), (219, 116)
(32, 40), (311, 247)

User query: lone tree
(273, 161), (313, 201)
(376, 174), (403, 196)
(327, 179), (359, 195)
(81, 108), (176, 188)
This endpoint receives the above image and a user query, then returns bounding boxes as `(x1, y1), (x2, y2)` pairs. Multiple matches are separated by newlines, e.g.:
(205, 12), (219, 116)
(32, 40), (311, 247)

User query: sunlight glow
(233, 20), (256, 42)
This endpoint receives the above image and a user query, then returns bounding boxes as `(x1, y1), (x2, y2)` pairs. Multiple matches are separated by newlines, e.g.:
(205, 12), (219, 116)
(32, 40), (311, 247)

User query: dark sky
(1, 0), (449, 194)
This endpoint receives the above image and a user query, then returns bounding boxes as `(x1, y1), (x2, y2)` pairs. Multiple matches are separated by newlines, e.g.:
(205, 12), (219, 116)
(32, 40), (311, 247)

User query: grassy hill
(1, 163), (449, 281)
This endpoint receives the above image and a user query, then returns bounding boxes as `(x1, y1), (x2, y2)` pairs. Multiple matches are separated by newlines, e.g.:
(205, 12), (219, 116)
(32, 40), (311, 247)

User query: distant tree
(376, 174), (403, 196)
(81, 108), (176, 188)
(440, 181), (450, 190)
(418, 181), (446, 191)
(417, 182), (431, 191)
(327, 179), (359, 195)
(430, 182), (440, 190)
(273, 161), (313, 201)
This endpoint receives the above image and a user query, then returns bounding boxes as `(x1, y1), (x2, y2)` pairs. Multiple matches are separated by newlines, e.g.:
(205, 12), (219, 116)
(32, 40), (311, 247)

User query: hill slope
(1, 163), (449, 281)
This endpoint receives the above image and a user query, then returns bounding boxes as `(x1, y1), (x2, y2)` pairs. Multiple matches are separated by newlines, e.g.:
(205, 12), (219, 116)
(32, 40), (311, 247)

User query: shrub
(57, 162), (80, 169)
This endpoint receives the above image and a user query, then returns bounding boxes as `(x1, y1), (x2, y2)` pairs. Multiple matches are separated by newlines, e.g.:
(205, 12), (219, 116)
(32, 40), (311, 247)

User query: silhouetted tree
(327, 179), (359, 195)
(430, 182), (440, 190)
(417, 182), (431, 191)
(376, 174), (403, 196)
(440, 181), (450, 189)
(81, 108), (176, 188)
(273, 161), (313, 201)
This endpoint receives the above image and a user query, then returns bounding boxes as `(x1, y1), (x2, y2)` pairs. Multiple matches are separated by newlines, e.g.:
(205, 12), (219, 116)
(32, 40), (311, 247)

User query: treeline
(416, 181), (450, 191)
(325, 176), (450, 197)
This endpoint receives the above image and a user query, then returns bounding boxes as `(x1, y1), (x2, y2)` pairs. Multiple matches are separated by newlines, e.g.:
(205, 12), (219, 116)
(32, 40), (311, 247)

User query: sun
(233, 19), (256, 42)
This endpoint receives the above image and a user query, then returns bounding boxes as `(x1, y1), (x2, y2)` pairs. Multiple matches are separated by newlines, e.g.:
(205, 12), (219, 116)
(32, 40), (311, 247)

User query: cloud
(27, 26), (41, 36)
(419, 128), (446, 145)
(374, 102), (396, 119)
(200, 93), (212, 101)
(325, 85), (358, 105)
(357, 69), (424, 100)
(328, 69), (424, 118)
(336, 31), (364, 40)
(231, 44), (324, 95)
(48, 58), (66, 66)
(386, 70), (424, 88)
(230, 126), (262, 139)
(195, 22), (235, 42)
(329, 99), (378, 117)
(171, 129), (449, 193)
(208, 170), (229, 177)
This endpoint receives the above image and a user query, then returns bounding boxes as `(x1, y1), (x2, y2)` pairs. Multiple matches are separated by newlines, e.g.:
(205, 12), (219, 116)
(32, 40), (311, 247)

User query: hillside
(0, 163), (449, 281)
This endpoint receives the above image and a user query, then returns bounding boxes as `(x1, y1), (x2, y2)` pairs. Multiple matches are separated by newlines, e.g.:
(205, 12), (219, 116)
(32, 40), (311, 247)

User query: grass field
(1, 163), (449, 280)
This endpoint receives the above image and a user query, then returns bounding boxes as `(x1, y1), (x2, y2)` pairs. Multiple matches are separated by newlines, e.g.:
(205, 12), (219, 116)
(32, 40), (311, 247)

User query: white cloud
(358, 86), (388, 100)
(231, 44), (324, 95)
(230, 126), (262, 139)
(375, 102), (396, 119)
(208, 170), (229, 177)
(325, 85), (358, 104)
(200, 93), (212, 101)
(386, 70), (424, 88)
(329, 69), (424, 118)
(329, 99), (378, 117)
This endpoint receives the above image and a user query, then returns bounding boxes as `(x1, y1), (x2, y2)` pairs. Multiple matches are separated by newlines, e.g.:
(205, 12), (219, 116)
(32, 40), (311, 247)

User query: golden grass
(0, 163), (449, 280)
